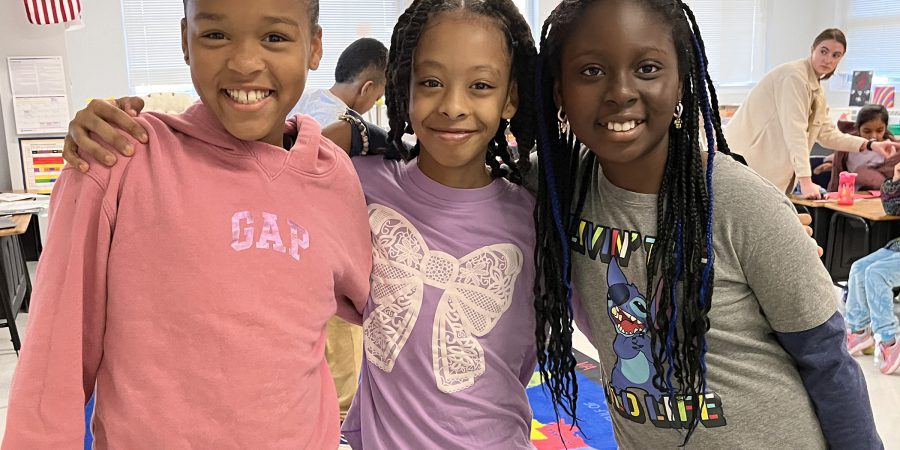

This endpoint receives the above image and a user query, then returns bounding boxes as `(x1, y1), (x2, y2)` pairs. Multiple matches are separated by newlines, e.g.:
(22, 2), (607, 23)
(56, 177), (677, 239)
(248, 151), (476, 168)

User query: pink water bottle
(838, 171), (857, 205)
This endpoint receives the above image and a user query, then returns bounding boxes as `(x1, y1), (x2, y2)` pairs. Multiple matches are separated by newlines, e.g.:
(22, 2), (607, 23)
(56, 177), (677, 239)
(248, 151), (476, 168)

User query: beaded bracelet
(337, 112), (369, 156)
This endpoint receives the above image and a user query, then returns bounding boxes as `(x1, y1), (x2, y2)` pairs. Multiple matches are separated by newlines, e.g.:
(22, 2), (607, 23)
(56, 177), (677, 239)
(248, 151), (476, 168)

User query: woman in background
(725, 28), (898, 199)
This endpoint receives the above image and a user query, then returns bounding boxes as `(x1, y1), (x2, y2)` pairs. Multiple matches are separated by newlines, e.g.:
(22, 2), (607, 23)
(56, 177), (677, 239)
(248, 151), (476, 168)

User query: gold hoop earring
(557, 107), (569, 135)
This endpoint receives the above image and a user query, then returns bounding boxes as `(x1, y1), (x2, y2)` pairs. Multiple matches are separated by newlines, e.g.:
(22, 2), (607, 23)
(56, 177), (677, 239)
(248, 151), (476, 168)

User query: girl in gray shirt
(531, 0), (881, 448)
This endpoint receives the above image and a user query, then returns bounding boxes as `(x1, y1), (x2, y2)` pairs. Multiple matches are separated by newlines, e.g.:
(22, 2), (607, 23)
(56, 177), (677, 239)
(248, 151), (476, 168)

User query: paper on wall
(7, 56), (70, 134)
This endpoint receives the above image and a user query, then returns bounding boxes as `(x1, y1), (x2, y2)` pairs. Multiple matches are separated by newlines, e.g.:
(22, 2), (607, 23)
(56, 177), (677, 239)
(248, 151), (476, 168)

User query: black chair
(809, 155), (832, 190)
(824, 213), (871, 283)
(0, 231), (32, 355)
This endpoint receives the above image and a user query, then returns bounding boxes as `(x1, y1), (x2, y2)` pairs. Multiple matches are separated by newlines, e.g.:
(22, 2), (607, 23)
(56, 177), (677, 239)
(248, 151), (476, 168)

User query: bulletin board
(18, 137), (66, 194)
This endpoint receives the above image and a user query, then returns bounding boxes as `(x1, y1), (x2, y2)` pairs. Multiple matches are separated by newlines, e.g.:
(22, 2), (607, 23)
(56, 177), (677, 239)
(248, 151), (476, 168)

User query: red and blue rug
(527, 350), (617, 450)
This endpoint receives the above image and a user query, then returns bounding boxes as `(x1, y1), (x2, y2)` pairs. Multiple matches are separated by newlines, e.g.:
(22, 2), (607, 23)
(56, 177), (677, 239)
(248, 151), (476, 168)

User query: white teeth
(226, 89), (272, 104)
(607, 120), (638, 132)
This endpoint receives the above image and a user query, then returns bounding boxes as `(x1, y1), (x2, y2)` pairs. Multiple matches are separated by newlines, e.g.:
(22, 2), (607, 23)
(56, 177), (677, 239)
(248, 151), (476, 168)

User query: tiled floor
(0, 264), (898, 448)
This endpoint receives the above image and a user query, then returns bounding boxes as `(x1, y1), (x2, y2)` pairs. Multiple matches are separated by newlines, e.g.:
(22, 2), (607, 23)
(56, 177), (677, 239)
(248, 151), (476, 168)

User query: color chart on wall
(19, 137), (65, 194)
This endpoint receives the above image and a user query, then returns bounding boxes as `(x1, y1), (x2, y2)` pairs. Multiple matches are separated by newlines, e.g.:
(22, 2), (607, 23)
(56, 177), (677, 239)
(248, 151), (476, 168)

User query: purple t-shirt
(341, 157), (537, 449)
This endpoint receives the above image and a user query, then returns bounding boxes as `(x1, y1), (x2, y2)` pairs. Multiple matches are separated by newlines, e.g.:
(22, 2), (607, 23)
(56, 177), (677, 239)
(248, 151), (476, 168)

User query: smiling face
(810, 39), (845, 78)
(182, 0), (322, 146)
(408, 11), (517, 188)
(555, 0), (681, 190)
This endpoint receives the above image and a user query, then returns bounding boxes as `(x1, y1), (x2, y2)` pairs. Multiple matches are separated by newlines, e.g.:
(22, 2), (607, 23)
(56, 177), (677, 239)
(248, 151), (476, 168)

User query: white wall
(0, 0), (135, 192)
(66, 0), (132, 109)
(0, 2), (73, 192)
(763, 0), (852, 105)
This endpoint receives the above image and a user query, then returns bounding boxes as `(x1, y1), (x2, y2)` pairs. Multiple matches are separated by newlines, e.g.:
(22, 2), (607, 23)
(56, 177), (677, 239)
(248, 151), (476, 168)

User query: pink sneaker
(847, 329), (875, 356)
(879, 340), (900, 375)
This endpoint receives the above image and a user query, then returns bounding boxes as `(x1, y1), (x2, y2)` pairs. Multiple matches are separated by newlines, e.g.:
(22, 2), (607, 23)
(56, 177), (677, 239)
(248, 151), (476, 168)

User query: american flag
(23, 0), (82, 25)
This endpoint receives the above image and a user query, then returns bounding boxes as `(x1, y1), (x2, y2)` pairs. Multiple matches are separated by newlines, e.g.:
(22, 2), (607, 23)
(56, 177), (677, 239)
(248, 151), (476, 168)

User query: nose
(226, 39), (266, 76)
(438, 85), (470, 119)
(604, 72), (639, 107)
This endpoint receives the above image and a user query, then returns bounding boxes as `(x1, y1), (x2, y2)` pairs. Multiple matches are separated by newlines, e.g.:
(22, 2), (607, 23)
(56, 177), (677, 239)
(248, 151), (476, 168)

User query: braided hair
(533, 0), (736, 443)
(384, 0), (536, 183)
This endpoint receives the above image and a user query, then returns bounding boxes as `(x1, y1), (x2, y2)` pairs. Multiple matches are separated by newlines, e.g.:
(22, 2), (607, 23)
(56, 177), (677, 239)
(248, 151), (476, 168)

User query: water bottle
(837, 171), (857, 206)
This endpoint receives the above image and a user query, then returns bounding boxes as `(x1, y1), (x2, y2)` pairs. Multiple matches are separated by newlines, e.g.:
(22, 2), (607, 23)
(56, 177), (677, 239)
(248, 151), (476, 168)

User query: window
(122, 0), (191, 95)
(121, 1), (402, 95)
(683, 0), (766, 85)
(842, 0), (900, 82)
(512, 0), (536, 33)
(309, 1), (402, 91)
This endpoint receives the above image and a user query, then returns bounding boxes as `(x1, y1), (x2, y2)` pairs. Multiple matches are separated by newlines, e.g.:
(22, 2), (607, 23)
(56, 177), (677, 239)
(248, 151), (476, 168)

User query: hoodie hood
(144, 102), (340, 178)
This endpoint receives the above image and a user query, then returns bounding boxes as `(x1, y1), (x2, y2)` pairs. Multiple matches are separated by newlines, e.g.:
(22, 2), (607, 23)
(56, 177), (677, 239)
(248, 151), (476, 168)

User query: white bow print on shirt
(364, 204), (523, 394)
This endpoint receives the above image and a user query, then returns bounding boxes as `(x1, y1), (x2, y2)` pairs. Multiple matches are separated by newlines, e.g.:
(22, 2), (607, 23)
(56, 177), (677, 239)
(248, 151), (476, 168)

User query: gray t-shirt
(569, 154), (835, 449)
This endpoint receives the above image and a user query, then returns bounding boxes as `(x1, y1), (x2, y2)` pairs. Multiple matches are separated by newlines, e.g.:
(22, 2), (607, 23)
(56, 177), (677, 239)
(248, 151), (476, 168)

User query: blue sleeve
(775, 312), (883, 450)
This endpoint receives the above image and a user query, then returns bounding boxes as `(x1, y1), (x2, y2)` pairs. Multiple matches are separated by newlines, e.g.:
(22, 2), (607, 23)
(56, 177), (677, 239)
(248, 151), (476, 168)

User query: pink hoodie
(2, 103), (372, 449)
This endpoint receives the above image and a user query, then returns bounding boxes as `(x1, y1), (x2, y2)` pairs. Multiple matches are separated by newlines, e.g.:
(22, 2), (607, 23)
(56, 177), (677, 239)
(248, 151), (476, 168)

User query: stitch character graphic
(607, 258), (661, 398)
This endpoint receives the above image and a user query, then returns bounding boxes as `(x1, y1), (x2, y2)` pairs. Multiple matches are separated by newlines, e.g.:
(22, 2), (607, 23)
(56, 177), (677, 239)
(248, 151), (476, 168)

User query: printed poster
(849, 71), (873, 107)
(19, 137), (66, 194)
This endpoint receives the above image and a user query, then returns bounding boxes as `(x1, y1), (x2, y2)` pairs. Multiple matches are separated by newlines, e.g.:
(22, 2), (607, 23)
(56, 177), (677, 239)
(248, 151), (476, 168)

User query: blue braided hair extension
(535, 53), (574, 311)
(688, 10), (716, 395)
(664, 219), (685, 408)
(533, 43), (582, 427)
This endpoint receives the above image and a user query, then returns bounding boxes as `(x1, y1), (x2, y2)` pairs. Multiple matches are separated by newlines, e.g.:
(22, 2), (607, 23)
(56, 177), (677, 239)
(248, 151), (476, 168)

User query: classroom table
(823, 199), (900, 283)
(0, 214), (34, 354)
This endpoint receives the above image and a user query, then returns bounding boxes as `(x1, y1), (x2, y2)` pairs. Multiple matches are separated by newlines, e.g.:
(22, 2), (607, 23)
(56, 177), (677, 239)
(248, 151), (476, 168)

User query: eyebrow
(414, 60), (504, 76)
(193, 13), (300, 27)
(194, 12), (225, 22)
(820, 45), (843, 54)
(570, 45), (668, 59)
(263, 16), (300, 27)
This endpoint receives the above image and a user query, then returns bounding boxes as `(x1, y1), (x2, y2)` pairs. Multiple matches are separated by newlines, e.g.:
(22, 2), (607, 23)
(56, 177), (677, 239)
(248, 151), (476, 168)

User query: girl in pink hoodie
(3, 0), (372, 448)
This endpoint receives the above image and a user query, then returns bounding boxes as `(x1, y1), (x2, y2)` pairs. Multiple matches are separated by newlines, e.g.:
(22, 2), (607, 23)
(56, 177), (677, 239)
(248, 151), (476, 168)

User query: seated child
(2, 0), (372, 448)
(846, 161), (900, 375)
(824, 104), (900, 191)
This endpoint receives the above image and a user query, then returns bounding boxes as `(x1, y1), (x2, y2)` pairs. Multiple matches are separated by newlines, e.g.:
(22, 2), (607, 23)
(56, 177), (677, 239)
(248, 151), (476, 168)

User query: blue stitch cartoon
(607, 258), (661, 398)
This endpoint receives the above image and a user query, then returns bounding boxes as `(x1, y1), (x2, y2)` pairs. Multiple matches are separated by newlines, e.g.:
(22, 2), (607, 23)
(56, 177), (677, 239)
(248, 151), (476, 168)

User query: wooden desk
(0, 214), (33, 237)
(823, 199), (900, 283)
(790, 196), (829, 209)
(0, 214), (33, 354)
(823, 199), (900, 222)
